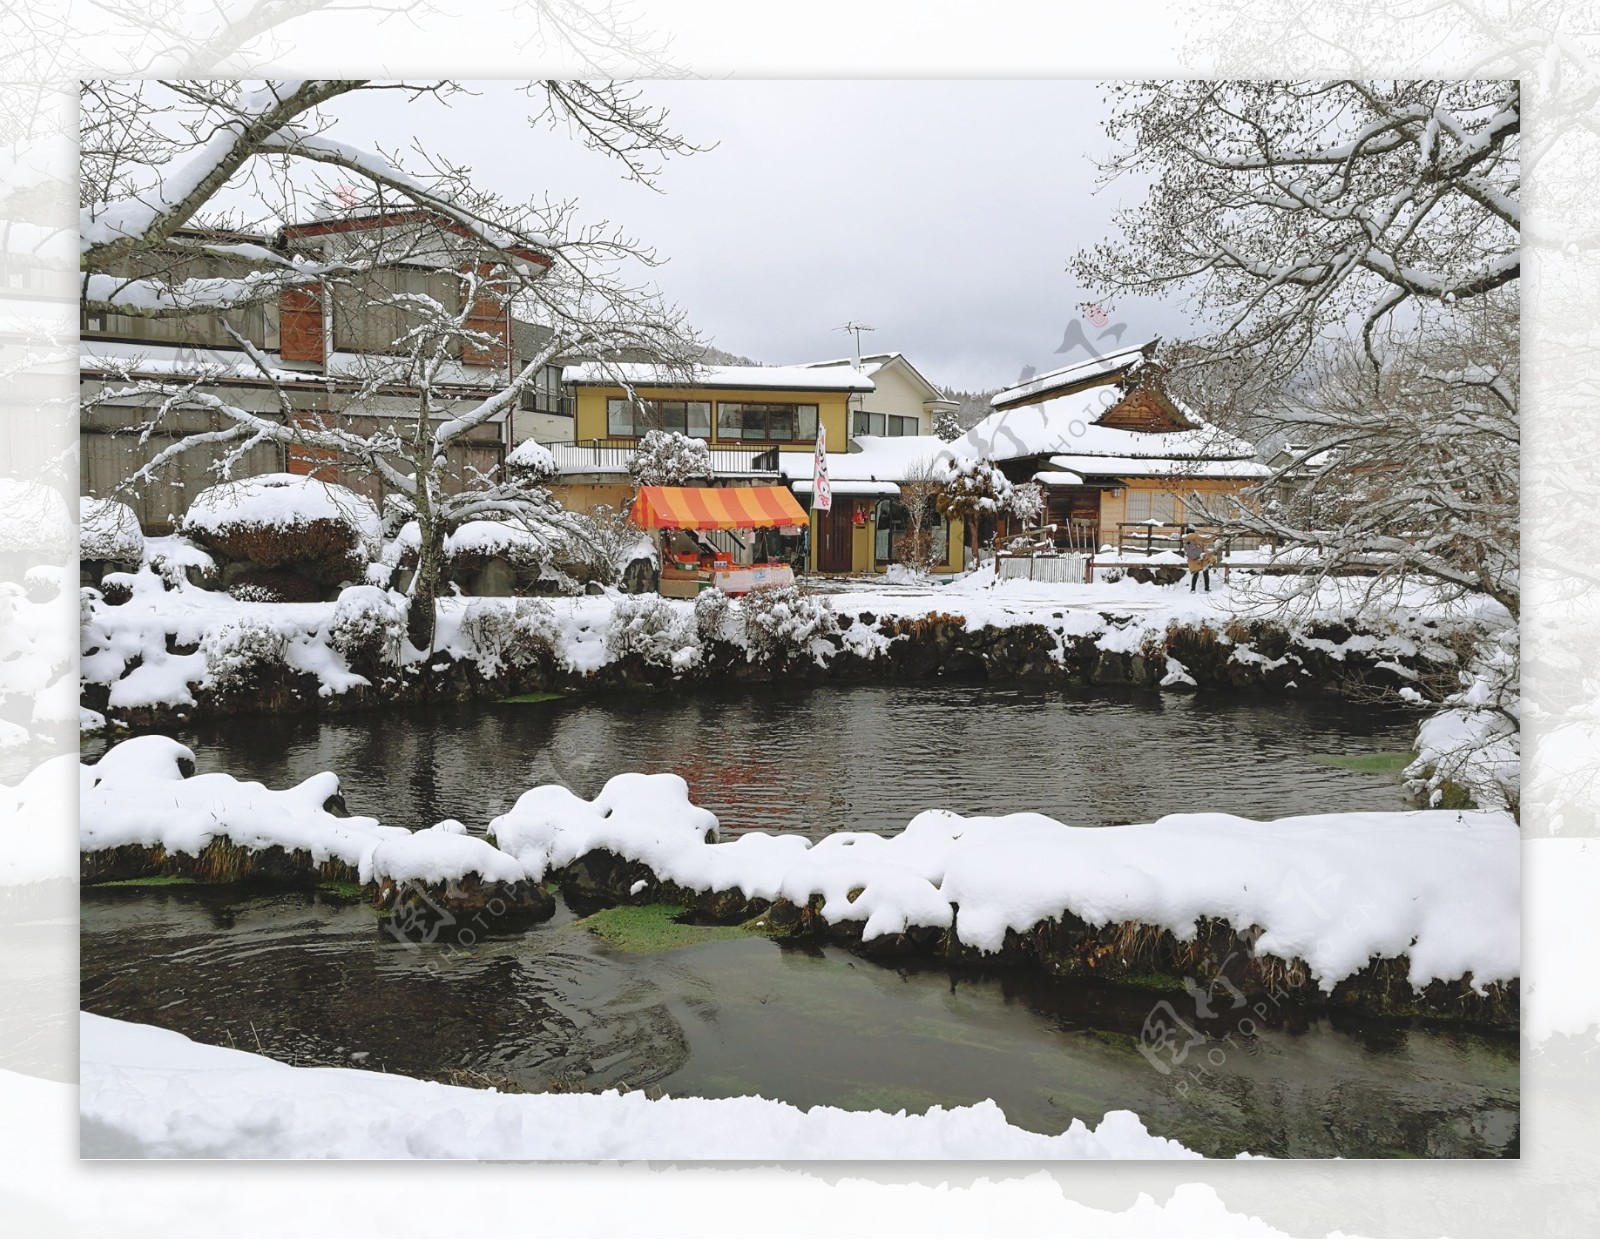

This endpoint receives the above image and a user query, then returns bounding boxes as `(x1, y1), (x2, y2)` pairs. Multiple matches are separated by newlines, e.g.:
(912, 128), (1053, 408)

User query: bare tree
(1072, 80), (1519, 382)
(896, 457), (946, 575)
(1204, 297), (1519, 620)
(82, 79), (705, 648)
(79, 79), (704, 316)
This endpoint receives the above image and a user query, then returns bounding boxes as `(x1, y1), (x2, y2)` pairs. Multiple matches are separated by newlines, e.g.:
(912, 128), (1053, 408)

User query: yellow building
(548, 362), (964, 576)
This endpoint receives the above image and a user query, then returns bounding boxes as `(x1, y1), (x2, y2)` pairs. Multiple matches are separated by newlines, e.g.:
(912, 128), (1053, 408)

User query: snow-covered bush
(628, 430), (713, 487)
(327, 586), (406, 668)
(506, 437), (557, 482)
(693, 587), (741, 648)
(181, 474), (381, 585)
(199, 616), (289, 695)
(741, 585), (836, 662)
(79, 497), (144, 563)
(607, 594), (699, 670)
(459, 598), (557, 674)
(142, 535), (217, 589)
(1007, 482), (1045, 526)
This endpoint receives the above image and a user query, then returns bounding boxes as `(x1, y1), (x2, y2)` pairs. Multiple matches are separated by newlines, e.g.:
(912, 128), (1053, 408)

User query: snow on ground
(76, 1011), (1212, 1159)
(81, 735), (406, 881)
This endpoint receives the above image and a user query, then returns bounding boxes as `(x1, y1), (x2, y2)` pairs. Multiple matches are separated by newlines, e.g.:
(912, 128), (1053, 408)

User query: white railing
(547, 440), (781, 477)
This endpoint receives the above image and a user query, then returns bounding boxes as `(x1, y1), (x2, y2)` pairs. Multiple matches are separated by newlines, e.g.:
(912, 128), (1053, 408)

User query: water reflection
(85, 684), (1426, 836)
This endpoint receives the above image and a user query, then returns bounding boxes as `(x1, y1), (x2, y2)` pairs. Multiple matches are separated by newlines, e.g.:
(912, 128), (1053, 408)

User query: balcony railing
(547, 438), (781, 477)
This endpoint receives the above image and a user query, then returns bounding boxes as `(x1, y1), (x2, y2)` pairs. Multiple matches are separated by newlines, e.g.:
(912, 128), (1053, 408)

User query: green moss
(498, 692), (563, 704)
(1110, 971), (1191, 994)
(1310, 751), (1414, 774)
(97, 875), (199, 888)
(572, 902), (768, 953)
(317, 880), (366, 900)
(837, 1084), (946, 1114)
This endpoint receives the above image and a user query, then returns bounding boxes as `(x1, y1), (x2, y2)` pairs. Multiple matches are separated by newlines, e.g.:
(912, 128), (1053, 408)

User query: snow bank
(78, 1011), (1210, 1160)
(495, 778), (1518, 991)
(370, 821), (528, 886)
(80, 735), (407, 881)
(491, 772), (722, 871)
(79, 497), (144, 563)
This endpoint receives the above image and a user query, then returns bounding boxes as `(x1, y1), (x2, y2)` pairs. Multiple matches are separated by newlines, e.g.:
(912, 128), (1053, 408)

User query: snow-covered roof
(796, 351), (947, 402)
(953, 388), (1260, 467)
(562, 362), (874, 393)
(1032, 469), (1085, 487)
(1047, 454), (1271, 480)
(778, 434), (954, 486)
(82, 339), (506, 397)
(990, 340), (1158, 410)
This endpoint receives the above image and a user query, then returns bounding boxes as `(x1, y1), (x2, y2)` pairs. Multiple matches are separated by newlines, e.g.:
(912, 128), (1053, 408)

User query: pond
(79, 885), (1518, 1159)
(84, 683), (1427, 836)
(79, 683), (1517, 1158)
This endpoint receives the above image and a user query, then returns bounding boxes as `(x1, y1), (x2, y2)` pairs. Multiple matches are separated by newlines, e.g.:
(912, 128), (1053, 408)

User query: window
(520, 363), (566, 413)
(717, 402), (818, 442)
(1125, 490), (1181, 524)
(605, 397), (711, 438)
(851, 412), (919, 437)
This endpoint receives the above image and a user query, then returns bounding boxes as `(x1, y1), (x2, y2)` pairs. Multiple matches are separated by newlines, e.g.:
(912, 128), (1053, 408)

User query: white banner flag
(812, 422), (831, 512)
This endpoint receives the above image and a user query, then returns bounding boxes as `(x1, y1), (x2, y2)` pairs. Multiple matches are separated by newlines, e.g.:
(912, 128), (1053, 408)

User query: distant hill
(698, 343), (764, 367)
(941, 388), (1000, 430)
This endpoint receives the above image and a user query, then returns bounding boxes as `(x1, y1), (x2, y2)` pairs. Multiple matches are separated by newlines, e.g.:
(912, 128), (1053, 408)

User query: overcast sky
(322, 81), (1200, 392)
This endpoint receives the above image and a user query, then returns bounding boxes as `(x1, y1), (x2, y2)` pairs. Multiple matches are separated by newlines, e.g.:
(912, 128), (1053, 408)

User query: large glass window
(717, 402), (818, 442)
(605, 398), (711, 438)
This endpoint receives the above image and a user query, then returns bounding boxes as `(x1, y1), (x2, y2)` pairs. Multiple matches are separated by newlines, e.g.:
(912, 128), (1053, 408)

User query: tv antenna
(836, 321), (875, 369)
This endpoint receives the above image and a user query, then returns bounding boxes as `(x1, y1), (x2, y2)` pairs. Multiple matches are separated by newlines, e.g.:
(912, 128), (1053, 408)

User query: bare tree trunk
(407, 510), (446, 651)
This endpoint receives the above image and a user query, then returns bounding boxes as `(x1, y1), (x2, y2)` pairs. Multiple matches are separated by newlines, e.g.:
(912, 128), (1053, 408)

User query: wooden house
(951, 340), (1269, 556)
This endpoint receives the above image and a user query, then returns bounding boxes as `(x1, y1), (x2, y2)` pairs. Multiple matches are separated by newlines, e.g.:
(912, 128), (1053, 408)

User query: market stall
(631, 485), (809, 597)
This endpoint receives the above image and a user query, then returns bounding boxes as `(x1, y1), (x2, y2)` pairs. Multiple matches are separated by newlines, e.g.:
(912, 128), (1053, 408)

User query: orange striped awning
(632, 485), (810, 531)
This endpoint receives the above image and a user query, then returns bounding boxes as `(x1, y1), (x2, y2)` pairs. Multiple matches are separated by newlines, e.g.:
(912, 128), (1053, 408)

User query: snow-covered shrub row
(78, 1010), (1209, 1159)
(1404, 624), (1520, 813)
(78, 497), (144, 563)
